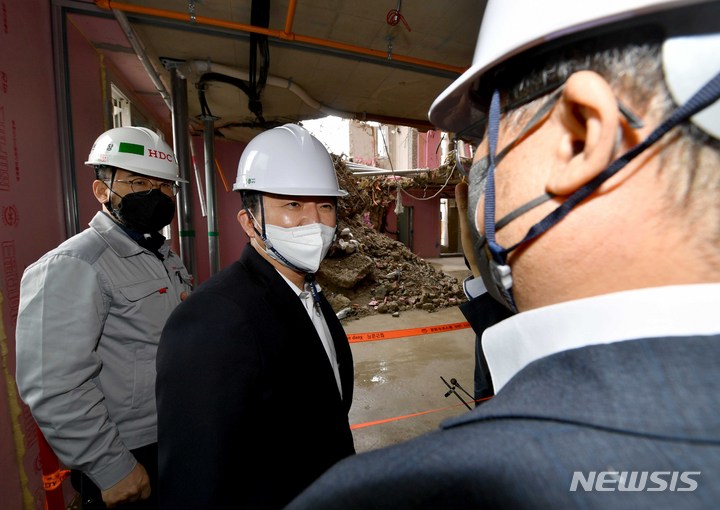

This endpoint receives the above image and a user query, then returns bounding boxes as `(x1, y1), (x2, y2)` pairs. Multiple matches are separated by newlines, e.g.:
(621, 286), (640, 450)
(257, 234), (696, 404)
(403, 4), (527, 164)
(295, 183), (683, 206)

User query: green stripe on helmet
(118, 142), (145, 155)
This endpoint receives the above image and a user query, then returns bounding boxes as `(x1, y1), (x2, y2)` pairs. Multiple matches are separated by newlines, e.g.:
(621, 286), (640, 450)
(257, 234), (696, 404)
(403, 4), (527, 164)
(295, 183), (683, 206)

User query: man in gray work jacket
(16, 126), (192, 509)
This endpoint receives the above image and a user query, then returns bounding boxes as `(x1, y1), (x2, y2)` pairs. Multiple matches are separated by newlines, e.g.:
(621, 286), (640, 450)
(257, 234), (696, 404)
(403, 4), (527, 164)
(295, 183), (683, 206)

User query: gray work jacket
(16, 212), (191, 490)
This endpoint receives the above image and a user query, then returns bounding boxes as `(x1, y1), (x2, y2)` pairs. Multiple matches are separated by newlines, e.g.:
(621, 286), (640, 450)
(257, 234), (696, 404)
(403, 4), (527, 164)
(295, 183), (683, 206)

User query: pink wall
(69, 10), (109, 233)
(418, 130), (442, 169)
(1, 1), (68, 508)
(0, 2), (251, 507)
(383, 190), (443, 259)
(382, 129), (446, 260)
(188, 136), (250, 285)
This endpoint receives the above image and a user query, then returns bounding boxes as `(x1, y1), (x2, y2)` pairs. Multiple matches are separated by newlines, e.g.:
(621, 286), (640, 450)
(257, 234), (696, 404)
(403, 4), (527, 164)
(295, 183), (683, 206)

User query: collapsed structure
(317, 155), (468, 320)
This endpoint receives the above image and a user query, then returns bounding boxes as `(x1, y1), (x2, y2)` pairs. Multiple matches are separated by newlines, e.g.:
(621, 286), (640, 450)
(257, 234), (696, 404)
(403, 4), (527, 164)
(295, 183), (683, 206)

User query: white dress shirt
(483, 283), (720, 392)
(280, 273), (343, 397)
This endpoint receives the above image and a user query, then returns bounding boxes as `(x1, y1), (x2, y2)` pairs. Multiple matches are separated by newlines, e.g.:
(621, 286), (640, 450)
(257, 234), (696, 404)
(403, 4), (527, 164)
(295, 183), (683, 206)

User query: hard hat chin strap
(100, 167), (123, 221)
(245, 197), (279, 259)
(482, 70), (720, 311)
(245, 197), (310, 275)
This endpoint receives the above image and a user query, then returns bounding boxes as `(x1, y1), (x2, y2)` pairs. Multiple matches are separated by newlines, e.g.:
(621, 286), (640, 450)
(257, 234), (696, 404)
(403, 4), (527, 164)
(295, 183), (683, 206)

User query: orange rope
(347, 321), (471, 343)
(350, 396), (492, 430)
(42, 469), (70, 491)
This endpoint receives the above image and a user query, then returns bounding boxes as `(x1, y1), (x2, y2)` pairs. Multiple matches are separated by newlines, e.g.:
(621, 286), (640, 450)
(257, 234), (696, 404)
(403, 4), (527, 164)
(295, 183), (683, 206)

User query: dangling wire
(386, 0), (411, 31)
(399, 161), (457, 201)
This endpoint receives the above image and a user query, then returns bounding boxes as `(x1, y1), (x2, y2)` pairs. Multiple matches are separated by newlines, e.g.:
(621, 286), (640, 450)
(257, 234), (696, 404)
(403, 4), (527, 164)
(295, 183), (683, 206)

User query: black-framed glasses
(112, 177), (181, 196)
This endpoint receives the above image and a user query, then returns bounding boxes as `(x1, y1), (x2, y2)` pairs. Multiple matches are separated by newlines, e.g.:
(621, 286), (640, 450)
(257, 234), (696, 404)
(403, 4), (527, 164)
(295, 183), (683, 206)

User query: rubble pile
(315, 156), (468, 321)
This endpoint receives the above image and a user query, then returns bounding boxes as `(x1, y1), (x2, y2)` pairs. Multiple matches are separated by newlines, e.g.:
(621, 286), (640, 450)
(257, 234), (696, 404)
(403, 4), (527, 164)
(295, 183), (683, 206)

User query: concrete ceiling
(67, 0), (485, 142)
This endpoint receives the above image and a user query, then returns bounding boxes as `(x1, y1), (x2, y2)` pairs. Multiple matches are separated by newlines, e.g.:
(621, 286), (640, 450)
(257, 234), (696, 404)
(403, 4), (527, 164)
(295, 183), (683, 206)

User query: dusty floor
(344, 256), (478, 453)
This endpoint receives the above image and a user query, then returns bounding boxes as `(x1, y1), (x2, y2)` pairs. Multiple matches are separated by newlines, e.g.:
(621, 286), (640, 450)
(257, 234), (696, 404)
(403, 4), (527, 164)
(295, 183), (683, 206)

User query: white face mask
(263, 223), (336, 273)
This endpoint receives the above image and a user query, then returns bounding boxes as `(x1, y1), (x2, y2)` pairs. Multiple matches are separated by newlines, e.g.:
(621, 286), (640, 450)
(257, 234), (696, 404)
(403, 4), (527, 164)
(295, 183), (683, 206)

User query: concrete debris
(315, 156), (468, 322)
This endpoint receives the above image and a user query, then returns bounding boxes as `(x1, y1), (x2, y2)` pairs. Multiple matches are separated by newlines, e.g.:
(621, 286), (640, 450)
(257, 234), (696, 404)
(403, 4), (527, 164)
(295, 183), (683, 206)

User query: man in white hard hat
(16, 126), (192, 509)
(155, 123), (355, 510)
(286, 0), (720, 508)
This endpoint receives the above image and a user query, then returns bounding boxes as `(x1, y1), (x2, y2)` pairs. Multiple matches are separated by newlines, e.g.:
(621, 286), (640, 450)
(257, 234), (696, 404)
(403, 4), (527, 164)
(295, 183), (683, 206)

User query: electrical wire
(399, 164), (457, 201)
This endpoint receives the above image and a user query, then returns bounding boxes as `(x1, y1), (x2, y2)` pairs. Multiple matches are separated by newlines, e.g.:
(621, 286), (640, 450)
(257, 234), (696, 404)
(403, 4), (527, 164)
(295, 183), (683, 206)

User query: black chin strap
(100, 167), (121, 220)
(305, 273), (322, 309)
(500, 70), (720, 258)
(245, 197), (309, 275)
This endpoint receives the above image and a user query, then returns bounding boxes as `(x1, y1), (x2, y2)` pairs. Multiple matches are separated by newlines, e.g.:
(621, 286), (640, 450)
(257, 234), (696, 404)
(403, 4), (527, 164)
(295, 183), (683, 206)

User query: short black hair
(94, 165), (117, 181)
(240, 190), (262, 215)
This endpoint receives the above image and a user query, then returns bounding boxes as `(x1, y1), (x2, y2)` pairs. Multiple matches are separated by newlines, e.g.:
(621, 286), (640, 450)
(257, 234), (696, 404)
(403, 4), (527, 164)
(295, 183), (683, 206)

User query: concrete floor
(345, 256), (477, 453)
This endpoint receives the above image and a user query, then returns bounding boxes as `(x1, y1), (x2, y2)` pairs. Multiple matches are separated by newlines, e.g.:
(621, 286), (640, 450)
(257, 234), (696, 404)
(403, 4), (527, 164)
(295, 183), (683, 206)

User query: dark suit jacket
(459, 293), (513, 400)
(286, 333), (720, 509)
(156, 245), (355, 510)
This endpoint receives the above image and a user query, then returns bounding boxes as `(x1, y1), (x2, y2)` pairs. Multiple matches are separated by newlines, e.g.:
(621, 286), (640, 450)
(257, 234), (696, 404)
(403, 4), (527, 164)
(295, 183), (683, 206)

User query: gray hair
(467, 29), (720, 243)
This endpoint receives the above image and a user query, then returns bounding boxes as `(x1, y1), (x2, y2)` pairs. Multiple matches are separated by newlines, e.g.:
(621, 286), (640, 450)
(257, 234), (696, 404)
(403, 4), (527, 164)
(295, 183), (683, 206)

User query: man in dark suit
(286, 0), (720, 508)
(155, 124), (355, 509)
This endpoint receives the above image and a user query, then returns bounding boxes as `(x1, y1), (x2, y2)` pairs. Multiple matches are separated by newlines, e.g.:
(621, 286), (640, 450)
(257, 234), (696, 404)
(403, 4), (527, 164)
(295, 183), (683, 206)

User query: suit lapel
(241, 245), (351, 406)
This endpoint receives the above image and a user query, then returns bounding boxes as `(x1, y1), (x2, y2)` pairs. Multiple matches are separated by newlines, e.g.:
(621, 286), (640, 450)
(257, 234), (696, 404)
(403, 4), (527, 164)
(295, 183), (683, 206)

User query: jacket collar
(484, 284), (720, 393)
(443, 334), (720, 443)
(90, 211), (169, 259)
(238, 245), (354, 406)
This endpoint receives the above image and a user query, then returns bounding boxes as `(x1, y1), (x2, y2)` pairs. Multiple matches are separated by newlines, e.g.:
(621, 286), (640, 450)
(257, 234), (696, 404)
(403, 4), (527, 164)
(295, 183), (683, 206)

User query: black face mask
(109, 189), (175, 233)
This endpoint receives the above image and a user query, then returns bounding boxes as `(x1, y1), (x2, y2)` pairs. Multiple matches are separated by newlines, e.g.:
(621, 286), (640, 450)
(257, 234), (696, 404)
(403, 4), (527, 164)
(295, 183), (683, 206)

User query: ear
(547, 71), (621, 196)
(92, 180), (110, 205)
(237, 209), (255, 239)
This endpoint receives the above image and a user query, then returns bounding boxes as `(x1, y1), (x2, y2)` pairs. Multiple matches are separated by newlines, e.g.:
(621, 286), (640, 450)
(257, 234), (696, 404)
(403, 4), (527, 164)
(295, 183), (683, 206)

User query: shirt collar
(484, 283), (720, 393)
(278, 272), (322, 297)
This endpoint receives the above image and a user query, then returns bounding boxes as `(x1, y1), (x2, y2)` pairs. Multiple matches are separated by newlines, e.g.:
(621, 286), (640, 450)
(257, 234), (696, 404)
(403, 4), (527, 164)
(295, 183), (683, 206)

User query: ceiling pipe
(183, 60), (435, 131)
(350, 169), (430, 177)
(201, 116), (220, 276)
(94, 0), (465, 75)
(346, 161), (432, 176)
(283, 0), (297, 35)
(112, 8), (172, 110)
(108, 1), (443, 130)
(112, 9), (210, 194)
(184, 60), (350, 118)
(114, 8), (200, 278)
(169, 66), (198, 283)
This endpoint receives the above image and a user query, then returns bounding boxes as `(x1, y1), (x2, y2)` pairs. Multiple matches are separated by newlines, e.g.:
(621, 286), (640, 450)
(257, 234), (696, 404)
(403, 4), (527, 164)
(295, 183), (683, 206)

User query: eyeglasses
(112, 178), (181, 196)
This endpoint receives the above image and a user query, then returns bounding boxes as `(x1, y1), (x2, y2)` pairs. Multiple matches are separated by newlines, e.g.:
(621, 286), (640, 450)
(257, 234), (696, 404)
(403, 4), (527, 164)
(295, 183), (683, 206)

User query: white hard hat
(233, 123), (348, 196)
(428, 0), (720, 139)
(85, 126), (187, 182)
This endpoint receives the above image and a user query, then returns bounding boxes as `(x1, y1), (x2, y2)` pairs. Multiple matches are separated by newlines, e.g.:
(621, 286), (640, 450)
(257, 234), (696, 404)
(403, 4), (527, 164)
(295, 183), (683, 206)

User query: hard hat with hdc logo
(85, 126), (187, 182)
